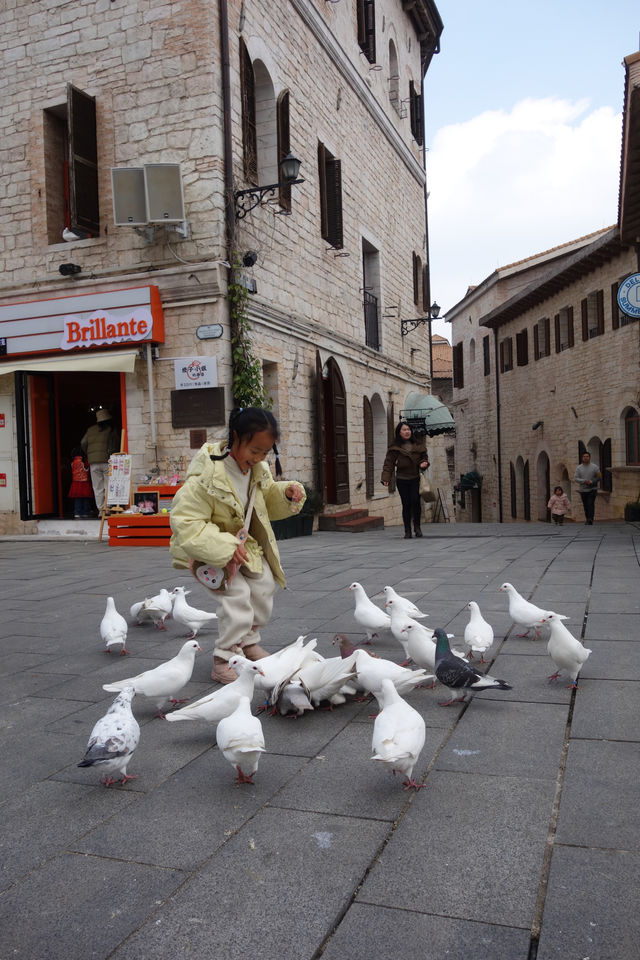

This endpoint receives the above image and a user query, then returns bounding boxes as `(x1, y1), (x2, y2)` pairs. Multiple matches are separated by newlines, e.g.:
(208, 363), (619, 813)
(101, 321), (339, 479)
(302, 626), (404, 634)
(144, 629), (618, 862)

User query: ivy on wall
(227, 259), (269, 408)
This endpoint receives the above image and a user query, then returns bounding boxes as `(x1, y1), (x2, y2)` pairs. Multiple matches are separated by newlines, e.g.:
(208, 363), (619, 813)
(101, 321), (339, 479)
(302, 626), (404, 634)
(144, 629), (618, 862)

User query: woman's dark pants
(396, 477), (421, 534)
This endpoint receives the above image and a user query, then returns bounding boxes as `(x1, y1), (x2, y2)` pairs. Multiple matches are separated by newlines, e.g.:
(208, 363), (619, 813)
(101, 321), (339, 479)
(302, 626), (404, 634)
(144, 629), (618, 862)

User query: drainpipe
(146, 343), (157, 445)
(219, 0), (235, 262)
(493, 328), (503, 521)
(421, 73), (433, 386)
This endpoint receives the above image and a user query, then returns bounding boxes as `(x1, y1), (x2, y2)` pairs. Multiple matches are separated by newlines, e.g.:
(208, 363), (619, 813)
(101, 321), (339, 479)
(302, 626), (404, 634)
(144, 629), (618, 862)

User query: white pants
(89, 463), (109, 510)
(210, 563), (277, 661)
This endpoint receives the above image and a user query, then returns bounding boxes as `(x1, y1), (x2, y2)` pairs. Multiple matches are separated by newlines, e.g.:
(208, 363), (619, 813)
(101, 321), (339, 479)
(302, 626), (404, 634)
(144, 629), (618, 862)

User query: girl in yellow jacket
(170, 408), (305, 684)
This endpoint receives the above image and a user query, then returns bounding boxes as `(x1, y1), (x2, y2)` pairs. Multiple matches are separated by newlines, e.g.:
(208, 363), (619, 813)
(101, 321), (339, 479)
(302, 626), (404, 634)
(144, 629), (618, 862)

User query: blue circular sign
(617, 273), (640, 319)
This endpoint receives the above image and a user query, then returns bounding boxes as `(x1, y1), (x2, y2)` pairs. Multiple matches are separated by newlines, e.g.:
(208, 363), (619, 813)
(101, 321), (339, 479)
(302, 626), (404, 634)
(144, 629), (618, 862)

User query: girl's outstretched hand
(285, 483), (303, 502)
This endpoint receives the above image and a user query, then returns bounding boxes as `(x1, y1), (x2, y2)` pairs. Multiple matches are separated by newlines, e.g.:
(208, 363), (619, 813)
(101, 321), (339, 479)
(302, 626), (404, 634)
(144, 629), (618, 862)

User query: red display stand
(107, 484), (182, 547)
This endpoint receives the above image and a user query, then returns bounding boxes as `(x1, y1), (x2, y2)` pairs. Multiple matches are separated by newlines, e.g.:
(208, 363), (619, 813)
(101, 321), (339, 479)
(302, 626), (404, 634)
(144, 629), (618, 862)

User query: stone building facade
(447, 52), (640, 525)
(0, 0), (444, 533)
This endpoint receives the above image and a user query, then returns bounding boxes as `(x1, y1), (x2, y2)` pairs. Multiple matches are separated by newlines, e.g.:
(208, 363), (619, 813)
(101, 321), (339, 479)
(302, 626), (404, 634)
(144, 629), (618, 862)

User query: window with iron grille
(626, 409), (640, 465)
(356, 0), (376, 64)
(533, 317), (550, 359)
(452, 342), (464, 388)
(362, 238), (380, 350)
(483, 335), (490, 376)
(43, 84), (99, 244)
(499, 337), (513, 372)
(612, 279), (636, 328)
(409, 81), (423, 145)
(581, 290), (604, 340)
(555, 306), (574, 351)
(318, 142), (343, 249)
(516, 329), (529, 366)
(240, 39), (257, 183)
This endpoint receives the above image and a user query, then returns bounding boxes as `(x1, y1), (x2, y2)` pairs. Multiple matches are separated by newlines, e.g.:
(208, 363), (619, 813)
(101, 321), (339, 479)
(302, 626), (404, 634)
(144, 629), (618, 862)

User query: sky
(424, 0), (639, 341)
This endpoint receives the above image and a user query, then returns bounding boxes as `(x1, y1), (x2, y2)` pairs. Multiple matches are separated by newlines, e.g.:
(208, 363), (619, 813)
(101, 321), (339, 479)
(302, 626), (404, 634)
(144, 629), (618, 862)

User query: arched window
(626, 408), (640, 465)
(388, 40), (399, 113)
(469, 338), (476, 364)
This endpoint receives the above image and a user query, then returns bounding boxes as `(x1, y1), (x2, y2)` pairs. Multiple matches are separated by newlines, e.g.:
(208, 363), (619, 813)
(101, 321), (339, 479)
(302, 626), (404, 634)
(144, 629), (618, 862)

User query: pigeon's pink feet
(120, 773), (138, 785)
(566, 680), (579, 689)
(185, 632), (198, 640)
(438, 696), (467, 706)
(402, 778), (425, 791)
(399, 659), (411, 667)
(119, 648), (129, 656)
(467, 651), (474, 660)
(547, 671), (560, 683)
(101, 776), (119, 787)
(154, 622), (167, 631)
(235, 766), (255, 785)
(479, 656), (488, 664)
(515, 632), (530, 638)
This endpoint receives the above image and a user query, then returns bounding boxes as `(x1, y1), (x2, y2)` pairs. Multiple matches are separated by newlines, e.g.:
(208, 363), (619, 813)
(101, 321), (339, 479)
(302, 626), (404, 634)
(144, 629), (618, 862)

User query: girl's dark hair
(71, 446), (83, 458)
(211, 407), (282, 475)
(394, 420), (412, 441)
(554, 485), (564, 494)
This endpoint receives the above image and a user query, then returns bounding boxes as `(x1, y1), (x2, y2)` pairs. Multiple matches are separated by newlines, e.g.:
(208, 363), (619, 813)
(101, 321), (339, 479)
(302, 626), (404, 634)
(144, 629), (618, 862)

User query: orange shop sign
(0, 286), (164, 358)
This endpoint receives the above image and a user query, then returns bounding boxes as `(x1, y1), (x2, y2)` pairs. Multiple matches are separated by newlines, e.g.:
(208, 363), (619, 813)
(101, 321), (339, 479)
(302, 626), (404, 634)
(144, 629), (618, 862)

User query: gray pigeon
(77, 687), (140, 786)
(434, 628), (512, 706)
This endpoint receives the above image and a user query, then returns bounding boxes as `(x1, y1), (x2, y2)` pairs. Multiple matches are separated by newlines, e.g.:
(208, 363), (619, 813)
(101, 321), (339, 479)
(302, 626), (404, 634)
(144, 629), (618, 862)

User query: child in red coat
(68, 446), (94, 518)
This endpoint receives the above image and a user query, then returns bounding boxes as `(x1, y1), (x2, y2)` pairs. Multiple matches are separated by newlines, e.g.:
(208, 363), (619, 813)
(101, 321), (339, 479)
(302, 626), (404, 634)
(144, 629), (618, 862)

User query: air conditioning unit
(111, 163), (186, 227)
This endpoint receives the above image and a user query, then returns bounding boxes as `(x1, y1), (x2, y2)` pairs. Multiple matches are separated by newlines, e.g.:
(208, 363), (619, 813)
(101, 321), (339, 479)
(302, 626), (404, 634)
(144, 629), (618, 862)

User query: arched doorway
(536, 450), (550, 522)
(315, 353), (350, 505)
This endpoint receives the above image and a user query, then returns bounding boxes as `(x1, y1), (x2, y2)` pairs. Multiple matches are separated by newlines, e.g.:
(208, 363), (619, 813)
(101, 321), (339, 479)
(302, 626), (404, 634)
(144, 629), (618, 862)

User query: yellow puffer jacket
(169, 441), (306, 588)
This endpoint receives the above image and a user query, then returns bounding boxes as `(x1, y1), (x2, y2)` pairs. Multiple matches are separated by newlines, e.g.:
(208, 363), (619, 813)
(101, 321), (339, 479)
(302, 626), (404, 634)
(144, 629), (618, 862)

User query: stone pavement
(1, 521), (639, 960)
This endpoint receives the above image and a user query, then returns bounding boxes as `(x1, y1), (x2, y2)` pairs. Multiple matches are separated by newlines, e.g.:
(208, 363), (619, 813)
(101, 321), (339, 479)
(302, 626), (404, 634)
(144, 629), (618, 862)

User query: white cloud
(427, 97), (622, 339)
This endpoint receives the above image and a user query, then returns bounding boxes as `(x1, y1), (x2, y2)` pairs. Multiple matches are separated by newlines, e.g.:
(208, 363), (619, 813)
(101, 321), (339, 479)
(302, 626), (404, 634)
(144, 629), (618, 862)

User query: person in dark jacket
(81, 409), (120, 511)
(381, 421), (429, 538)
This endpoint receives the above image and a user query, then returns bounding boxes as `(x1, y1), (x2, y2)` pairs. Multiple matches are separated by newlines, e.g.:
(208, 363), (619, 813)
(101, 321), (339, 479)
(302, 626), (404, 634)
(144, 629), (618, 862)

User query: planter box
(624, 502), (640, 521)
(272, 514), (313, 540)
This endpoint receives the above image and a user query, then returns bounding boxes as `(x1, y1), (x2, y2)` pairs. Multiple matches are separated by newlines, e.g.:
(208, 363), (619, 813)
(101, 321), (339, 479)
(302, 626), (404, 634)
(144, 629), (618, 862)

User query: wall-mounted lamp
(401, 301), (440, 336)
(234, 153), (304, 220)
(59, 263), (82, 276)
(532, 420), (544, 430)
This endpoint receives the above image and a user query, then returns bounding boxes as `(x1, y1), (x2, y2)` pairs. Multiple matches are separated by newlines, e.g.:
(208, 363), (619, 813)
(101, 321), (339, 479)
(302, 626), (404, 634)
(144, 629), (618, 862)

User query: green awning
(401, 393), (456, 436)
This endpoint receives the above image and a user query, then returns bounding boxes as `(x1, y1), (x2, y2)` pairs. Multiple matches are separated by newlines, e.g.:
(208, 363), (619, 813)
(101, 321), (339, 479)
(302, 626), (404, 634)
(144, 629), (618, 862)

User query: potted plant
(624, 488), (640, 521)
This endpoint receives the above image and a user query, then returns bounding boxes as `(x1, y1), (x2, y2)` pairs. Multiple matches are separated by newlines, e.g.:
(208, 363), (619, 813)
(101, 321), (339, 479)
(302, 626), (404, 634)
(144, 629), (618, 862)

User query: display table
(107, 484), (182, 547)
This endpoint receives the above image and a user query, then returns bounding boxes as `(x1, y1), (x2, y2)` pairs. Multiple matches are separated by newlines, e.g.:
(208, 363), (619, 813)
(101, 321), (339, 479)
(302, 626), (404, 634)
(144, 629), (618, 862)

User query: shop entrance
(16, 370), (123, 520)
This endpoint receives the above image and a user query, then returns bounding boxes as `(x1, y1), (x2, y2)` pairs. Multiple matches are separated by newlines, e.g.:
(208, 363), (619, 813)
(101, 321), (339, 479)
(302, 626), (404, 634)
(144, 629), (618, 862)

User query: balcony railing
(364, 290), (380, 350)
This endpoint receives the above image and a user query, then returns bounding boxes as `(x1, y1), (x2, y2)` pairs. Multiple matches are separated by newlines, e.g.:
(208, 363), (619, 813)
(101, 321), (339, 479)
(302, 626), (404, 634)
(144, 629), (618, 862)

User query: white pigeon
(349, 582), (391, 641)
(288, 652), (358, 707)
(165, 656), (265, 723)
(77, 687), (139, 786)
(499, 582), (568, 638)
(371, 678), (426, 791)
(130, 589), (174, 630)
(273, 680), (315, 717)
(540, 612), (592, 687)
(383, 585), (428, 620)
(100, 596), (129, 656)
(102, 639), (201, 717)
(398, 618), (461, 678)
(216, 695), (266, 784)
(171, 586), (218, 639)
(234, 636), (318, 695)
(353, 647), (433, 696)
(463, 601), (495, 663)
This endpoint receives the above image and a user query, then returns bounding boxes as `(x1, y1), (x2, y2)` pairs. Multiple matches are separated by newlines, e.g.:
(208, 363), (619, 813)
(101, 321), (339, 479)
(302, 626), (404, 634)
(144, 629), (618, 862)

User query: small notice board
(432, 488), (450, 523)
(107, 454), (133, 506)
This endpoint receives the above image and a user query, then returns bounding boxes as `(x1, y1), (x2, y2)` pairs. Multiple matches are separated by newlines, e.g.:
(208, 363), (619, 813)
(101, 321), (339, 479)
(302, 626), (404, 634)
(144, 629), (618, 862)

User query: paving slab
(536, 846), (640, 960)
(580, 639), (640, 679)
(583, 612), (637, 641)
(571, 679), (640, 741)
(554, 739), (640, 851)
(321, 902), (531, 960)
(357, 770), (556, 928)
(108, 808), (390, 960)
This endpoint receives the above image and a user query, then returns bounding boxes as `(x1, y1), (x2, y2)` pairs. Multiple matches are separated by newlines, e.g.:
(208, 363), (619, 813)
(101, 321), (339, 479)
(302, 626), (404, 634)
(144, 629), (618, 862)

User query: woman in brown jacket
(381, 421), (429, 538)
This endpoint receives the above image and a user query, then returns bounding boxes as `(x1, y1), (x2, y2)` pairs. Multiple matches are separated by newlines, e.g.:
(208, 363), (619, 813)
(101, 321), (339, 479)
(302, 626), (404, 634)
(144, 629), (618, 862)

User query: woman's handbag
(419, 470), (436, 502)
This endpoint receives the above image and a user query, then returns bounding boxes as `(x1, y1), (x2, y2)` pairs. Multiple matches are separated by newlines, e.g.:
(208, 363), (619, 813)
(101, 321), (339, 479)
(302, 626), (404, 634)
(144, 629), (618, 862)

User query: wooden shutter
(315, 351), (326, 502)
(67, 84), (99, 236)
(499, 339), (505, 373)
(567, 306), (574, 347)
(510, 463), (517, 518)
(325, 157), (343, 249)
(409, 81), (423, 145)
(240, 40), (257, 183)
(611, 282), (620, 330)
(422, 263), (429, 313)
(412, 253), (419, 305)
(581, 298), (589, 341)
(596, 289), (604, 335)
(533, 323), (540, 360)
(387, 401), (396, 493)
(330, 360), (350, 504)
(363, 0), (376, 63)
(554, 314), (560, 353)
(483, 335), (490, 376)
(453, 342), (464, 388)
(277, 90), (291, 211)
(363, 396), (374, 498)
(543, 317), (550, 355)
(516, 330), (528, 366)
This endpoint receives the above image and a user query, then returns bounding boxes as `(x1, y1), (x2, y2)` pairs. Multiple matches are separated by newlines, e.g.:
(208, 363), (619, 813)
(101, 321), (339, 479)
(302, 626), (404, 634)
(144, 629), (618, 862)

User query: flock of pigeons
(79, 578), (592, 793)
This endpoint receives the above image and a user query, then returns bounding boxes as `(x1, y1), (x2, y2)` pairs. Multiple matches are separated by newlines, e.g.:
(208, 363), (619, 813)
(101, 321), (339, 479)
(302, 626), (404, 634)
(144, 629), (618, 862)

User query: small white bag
(419, 471), (436, 503)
